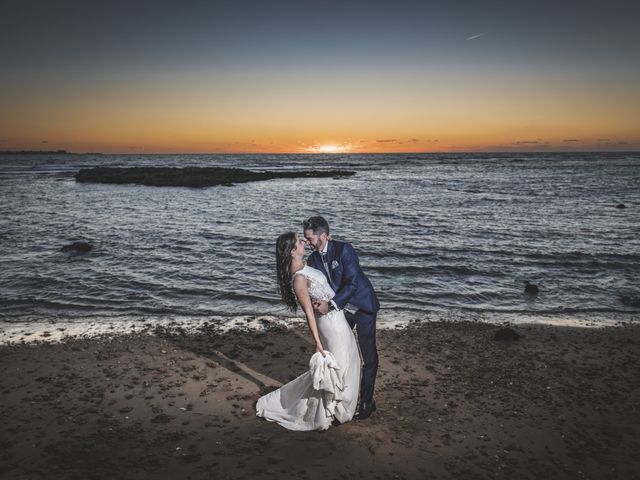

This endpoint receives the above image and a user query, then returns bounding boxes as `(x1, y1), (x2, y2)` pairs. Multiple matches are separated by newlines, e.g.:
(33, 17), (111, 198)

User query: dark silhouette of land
(75, 166), (355, 187)
(0, 149), (68, 154)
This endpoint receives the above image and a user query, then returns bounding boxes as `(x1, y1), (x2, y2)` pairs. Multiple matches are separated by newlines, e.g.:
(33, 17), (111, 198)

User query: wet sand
(1, 320), (639, 479)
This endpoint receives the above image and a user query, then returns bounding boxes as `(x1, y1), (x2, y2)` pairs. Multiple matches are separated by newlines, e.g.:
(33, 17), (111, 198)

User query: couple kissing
(256, 216), (379, 431)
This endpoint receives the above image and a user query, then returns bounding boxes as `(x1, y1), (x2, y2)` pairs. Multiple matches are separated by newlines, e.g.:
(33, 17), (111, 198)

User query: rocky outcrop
(61, 241), (93, 253)
(620, 295), (640, 308)
(524, 282), (539, 295)
(493, 327), (521, 341)
(75, 167), (355, 188)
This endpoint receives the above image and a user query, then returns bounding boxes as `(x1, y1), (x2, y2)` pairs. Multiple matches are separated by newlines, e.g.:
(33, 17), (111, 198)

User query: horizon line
(2, 149), (639, 156)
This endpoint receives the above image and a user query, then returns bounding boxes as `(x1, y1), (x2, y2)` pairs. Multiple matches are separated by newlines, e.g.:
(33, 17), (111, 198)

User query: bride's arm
(292, 275), (325, 355)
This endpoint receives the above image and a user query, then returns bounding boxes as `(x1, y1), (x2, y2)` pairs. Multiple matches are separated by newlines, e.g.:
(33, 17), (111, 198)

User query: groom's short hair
(303, 216), (330, 236)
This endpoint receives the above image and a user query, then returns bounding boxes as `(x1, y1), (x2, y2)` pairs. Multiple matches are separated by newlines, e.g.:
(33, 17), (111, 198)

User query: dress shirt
(321, 241), (357, 315)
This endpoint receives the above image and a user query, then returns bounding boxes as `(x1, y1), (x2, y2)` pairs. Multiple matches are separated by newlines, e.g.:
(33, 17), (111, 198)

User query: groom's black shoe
(354, 399), (376, 420)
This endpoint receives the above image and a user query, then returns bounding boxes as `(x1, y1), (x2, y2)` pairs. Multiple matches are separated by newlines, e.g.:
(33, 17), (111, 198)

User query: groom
(303, 216), (380, 420)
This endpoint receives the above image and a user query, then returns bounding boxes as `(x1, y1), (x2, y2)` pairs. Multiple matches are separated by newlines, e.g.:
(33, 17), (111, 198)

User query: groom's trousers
(345, 309), (378, 404)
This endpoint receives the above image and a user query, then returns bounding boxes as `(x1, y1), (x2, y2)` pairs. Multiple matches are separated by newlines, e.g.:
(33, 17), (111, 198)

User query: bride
(256, 232), (361, 431)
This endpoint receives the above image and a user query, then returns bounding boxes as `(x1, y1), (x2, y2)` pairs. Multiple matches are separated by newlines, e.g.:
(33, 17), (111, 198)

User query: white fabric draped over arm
(309, 351), (345, 415)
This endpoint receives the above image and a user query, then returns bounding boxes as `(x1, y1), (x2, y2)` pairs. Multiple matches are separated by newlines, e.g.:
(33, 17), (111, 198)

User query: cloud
(481, 142), (554, 151)
(597, 139), (628, 146)
(41, 140), (48, 144)
(512, 140), (549, 145)
(563, 139), (580, 143)
(376, 139), (398, 143)
(466, 33), (485, 41)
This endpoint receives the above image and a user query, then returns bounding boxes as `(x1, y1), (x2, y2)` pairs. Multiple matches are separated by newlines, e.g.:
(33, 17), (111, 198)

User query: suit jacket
(307, 240), (379, 313)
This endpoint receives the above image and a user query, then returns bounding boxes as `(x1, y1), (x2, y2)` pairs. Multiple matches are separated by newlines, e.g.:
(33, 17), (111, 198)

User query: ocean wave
(365, 264), (505, 277)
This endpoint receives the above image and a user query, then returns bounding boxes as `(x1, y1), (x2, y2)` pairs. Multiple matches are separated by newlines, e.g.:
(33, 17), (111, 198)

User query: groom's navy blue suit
(307, 239), (379, 404)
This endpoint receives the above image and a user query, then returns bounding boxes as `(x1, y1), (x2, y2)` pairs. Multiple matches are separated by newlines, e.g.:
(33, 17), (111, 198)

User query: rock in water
(620, 295), (640, 308)
(493, 327), (521, 341)
(61, 241), (93, 253)
(615, 203), (626, 209)
(524, 282), (539, 295)
(74, 166), (356, 188)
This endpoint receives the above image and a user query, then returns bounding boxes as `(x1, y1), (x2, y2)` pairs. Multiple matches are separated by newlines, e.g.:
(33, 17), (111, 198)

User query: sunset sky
(1, 0), (639, 153)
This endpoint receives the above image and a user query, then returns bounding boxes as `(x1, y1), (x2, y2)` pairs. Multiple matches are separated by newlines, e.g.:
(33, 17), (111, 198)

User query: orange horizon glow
(2, 67), (639, 154)
(2, 123), (638, 156)
(1, 141), (637, 154)
(2, 126), (638, 154)
(2, 132), (636, 154)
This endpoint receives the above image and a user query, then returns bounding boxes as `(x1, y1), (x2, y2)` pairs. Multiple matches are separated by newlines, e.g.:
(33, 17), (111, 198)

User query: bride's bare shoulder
(292, 269), (311, 283)
(291, 272), (311, 296)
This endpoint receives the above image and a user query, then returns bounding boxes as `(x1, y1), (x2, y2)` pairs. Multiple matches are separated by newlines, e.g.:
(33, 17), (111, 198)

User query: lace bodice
(292, 265), (335, 302)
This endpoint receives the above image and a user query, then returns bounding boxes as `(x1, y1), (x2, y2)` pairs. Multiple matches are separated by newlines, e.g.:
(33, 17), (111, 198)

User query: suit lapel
(323, 241), (336, 288)
(325, 240), (334, 262)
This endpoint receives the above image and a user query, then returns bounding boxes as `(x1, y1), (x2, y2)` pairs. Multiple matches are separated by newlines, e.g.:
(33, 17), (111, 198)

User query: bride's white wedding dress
(256, 265), (361, 431)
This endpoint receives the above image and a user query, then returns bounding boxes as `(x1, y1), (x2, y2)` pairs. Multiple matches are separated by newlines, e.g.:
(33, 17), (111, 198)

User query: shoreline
(1, 309), (637, 346)
(1, 320), (640, 479)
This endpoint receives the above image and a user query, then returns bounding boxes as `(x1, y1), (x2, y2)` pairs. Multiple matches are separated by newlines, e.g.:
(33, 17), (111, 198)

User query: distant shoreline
(0, 150), (104, 155)
(0, 149), (70, 154)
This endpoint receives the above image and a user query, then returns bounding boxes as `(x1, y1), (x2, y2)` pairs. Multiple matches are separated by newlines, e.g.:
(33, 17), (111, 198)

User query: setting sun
(306, 143), (353, 154)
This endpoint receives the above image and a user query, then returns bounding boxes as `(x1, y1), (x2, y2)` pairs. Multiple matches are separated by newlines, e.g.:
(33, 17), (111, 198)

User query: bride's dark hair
(276, 232), (299, 311)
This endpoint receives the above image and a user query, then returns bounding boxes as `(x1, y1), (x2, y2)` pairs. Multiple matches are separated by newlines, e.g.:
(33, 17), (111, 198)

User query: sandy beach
(1, 320), (639, 479)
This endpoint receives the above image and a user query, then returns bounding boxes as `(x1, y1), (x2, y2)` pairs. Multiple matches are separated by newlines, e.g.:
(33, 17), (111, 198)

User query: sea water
(1, 152), (638, 341)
